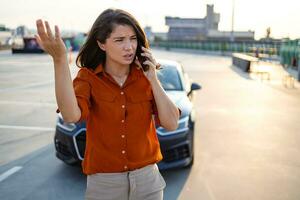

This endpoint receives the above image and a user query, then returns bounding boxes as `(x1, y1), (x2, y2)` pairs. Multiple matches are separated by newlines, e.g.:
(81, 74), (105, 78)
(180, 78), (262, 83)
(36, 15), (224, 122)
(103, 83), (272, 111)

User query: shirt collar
(93, 63), (104, 74)
(93, 62), (143, 78)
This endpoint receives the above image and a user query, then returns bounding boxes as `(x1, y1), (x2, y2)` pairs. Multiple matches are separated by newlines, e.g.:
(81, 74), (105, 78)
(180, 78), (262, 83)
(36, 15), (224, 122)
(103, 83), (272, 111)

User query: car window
(157, 65), (183, 91)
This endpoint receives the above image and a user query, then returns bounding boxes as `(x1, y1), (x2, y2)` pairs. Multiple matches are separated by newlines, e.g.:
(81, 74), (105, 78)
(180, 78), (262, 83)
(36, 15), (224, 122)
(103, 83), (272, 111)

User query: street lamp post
(231, 0), (235, 42)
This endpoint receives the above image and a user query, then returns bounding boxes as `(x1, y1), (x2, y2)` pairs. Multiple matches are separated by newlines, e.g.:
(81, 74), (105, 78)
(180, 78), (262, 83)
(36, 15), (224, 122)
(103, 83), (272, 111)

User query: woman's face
(98, 24), (138, 66)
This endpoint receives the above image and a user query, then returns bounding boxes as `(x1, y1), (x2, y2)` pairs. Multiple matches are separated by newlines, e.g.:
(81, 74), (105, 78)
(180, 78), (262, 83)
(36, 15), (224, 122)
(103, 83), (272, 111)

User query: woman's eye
(115, 40), (122, 42)
(131, 37), (137, 40)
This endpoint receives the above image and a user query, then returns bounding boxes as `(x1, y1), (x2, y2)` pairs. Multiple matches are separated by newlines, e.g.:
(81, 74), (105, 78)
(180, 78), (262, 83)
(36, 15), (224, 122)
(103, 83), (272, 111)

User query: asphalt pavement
(1, 49), (300, 200)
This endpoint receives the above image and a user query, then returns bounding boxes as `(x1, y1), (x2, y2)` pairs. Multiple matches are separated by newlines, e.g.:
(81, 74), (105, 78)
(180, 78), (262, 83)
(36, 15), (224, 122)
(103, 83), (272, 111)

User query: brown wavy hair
(76, 8), (149, 70)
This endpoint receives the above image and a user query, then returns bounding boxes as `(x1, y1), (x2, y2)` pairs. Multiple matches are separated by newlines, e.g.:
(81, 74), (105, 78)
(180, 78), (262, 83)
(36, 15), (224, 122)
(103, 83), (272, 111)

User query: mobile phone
(136, 45), (149, 71)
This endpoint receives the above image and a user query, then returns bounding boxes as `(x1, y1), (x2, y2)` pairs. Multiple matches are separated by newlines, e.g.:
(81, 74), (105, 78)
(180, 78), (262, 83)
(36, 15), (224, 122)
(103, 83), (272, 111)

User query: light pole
(230, 0), (235, 42)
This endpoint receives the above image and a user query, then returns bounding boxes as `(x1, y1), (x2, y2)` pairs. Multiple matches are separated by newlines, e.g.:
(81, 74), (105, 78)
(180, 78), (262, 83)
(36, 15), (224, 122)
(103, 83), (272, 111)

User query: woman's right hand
(35, 19), (67, 62)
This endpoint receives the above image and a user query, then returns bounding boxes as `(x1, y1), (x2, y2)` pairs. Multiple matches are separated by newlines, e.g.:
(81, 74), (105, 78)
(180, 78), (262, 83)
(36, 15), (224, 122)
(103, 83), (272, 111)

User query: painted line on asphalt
(0, 100), (56, 107)
(0, 80), (54, 92)
(204, 179), (217, 200)
(0, 125), (55, 131)
(0, 166), (23, 182)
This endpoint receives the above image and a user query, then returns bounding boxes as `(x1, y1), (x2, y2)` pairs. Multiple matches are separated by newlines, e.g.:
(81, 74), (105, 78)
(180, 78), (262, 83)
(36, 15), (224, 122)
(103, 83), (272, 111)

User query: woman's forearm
(54, 58), (81, 123)
(35, 20), (81, 123)
(150, 78), (179, 131)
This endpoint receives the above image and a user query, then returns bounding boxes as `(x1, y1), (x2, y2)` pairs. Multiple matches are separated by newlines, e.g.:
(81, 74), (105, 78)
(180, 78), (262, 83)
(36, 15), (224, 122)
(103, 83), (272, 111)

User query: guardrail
(152, 41), (280, 56)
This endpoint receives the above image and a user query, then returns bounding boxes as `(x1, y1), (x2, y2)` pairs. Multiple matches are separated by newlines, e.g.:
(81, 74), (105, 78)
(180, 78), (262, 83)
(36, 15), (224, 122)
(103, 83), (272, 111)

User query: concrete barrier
(232, 53), (258, 72)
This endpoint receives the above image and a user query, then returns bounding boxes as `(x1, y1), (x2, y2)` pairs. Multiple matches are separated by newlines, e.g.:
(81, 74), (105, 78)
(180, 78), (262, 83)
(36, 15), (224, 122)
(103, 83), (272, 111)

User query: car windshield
(157, 65), (183, 91)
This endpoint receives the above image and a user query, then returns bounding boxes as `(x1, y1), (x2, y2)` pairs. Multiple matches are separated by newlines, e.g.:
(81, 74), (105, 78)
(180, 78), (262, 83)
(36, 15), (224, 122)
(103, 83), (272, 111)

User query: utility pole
(230, 0), (235, 42)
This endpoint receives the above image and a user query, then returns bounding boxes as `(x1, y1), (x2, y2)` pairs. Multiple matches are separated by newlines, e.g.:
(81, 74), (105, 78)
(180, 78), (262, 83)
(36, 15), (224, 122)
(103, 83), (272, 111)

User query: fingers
(35, 19), (65, 57)
(36, 19), (47, 41)
(140, 47), (153, 59)
(134, 57), (143, 69)
(141, 52), (152, 59)
(141, 46), (151, 53)
(140, 48), (161, 69)
(143, 60), (156, 69)
(45, 21), (54, 40)
(54, 25), (61, 39)
(34, 34), (44, 50)
(36, 19), (59, 41)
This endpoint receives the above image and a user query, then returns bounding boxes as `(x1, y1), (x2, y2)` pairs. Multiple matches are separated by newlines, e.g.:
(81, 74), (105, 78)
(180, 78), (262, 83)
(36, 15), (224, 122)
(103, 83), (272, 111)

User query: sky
(1, 0), (300, 40)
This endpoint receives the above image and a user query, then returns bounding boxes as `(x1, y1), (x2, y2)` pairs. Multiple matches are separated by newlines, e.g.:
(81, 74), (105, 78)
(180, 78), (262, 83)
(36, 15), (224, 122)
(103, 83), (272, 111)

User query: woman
(35, 8), (180, 200)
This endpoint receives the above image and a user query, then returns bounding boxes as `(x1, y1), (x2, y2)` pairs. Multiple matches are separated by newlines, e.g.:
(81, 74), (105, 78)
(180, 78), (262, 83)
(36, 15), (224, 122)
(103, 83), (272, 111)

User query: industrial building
(165, 4), (254, 41)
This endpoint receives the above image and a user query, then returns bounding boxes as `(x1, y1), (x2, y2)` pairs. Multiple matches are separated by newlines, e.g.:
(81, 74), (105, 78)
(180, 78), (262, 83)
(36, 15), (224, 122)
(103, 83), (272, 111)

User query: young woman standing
(36, 9), (180, 200)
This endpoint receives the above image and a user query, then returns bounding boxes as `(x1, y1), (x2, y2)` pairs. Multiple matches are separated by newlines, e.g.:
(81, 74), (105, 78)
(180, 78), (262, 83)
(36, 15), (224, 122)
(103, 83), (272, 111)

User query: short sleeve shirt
(72, 63), (163, 174)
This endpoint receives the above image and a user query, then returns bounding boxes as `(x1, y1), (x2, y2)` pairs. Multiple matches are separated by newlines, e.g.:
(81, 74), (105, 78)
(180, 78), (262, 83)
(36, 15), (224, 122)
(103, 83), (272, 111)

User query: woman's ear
(97, 40), (106, 51)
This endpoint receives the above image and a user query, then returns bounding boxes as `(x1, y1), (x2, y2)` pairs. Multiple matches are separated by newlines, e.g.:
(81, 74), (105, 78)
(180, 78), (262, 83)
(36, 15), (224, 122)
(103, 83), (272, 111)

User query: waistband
(89, 164), (158, 179)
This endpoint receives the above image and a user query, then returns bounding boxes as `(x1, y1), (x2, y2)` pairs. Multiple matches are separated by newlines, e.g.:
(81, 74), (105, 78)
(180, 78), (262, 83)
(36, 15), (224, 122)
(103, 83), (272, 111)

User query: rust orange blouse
(71, 63), (162, 175)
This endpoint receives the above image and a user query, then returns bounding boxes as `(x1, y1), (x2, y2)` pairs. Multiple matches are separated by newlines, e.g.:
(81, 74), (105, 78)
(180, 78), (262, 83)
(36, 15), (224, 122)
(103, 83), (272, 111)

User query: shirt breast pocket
(93, 91), (117, 116)
(128, 92), (153, 120)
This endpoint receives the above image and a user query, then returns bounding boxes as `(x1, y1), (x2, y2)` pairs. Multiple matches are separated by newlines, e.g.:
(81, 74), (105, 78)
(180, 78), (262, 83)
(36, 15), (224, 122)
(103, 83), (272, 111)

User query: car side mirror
(188, 83), (201, 96)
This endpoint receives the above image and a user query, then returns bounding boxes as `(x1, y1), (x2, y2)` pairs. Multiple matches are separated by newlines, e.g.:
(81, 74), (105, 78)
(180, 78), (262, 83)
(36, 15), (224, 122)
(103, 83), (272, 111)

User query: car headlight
(156, 116), (189, 136)
(57, 113), (77, 131)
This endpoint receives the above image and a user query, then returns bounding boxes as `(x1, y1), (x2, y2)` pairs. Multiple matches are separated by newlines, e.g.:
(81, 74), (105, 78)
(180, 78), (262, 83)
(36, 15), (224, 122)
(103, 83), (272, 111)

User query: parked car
(54, 59), (201, 170)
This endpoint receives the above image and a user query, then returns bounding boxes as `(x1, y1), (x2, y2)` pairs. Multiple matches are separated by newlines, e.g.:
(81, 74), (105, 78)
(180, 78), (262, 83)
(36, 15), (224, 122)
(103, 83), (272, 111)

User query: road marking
(0, 80), (54, 92)
(204, 179), (217, 200)
(0, 125), (55, 131)
(0, 100), (56, 107)
(0, 166), (23, 182)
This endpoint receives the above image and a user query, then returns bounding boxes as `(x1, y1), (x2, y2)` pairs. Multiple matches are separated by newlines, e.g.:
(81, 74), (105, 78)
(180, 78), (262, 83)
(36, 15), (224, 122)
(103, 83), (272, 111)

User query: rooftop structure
(165, 4), (254, 41)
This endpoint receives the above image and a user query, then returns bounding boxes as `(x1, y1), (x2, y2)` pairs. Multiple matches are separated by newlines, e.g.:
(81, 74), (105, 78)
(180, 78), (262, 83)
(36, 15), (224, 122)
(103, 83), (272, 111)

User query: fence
(152, 40), (280, 56)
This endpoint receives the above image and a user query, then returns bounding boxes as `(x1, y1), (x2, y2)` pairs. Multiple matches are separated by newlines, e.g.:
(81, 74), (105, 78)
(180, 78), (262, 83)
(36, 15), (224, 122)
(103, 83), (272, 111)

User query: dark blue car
(54, 59), (201, 170)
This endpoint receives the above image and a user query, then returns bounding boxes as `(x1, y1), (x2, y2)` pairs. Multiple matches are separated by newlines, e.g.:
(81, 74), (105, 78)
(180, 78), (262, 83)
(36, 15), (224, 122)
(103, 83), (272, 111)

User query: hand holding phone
(136, 45), (149, 71)
(136, 45), (161, 71)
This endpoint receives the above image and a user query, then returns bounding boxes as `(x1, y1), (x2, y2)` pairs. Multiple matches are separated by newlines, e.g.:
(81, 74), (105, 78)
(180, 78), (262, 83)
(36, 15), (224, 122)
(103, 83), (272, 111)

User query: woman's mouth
(123, 54), (134, 60)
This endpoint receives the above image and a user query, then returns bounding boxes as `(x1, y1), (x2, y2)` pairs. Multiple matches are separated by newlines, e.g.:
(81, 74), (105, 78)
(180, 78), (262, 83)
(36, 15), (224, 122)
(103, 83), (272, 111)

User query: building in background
(152, 32), (168, 42)
(0, 24), (12, 46)
(144, 26), (155, 42)
(13, 25), (32, 37)
(144, 26), (167, 43)
(165, 4), (254, 41)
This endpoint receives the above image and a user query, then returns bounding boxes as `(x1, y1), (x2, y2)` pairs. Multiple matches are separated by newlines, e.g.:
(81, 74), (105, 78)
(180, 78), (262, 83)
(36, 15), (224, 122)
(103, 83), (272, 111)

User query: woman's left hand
(134, 47), (159, 83)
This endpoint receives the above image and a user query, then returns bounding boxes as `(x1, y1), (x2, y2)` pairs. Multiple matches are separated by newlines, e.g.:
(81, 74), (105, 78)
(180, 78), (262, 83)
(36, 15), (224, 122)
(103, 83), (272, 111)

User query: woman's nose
(124, 40), (133, 51)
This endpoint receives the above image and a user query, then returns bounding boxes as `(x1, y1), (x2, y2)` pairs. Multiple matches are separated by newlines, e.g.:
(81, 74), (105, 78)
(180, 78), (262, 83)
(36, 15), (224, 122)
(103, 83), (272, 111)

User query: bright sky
(1, 0), (300, 40)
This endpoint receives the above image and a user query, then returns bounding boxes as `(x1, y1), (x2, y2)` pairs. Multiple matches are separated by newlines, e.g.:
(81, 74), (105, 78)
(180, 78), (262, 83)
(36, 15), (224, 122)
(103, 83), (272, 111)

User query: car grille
(55, 140), (72, 157)
(75, 131), (86, 159)
(162, 144), (190, 162)
(73, 131), (191, 163)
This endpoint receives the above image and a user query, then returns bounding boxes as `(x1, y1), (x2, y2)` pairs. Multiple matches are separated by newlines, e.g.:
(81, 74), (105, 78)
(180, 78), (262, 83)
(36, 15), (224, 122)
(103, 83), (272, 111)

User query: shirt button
(122, 105), (125, 108)
(121, 91), (124, 95)
(124, 165), (128, 169)
(122, 150), (126, 154)
(121, 120), (125, 123)
(121, 135), (125, 138)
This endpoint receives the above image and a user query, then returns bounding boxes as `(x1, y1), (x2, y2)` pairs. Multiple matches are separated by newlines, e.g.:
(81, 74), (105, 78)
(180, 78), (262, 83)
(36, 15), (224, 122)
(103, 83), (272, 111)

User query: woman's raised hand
(35, 20), (67, 62)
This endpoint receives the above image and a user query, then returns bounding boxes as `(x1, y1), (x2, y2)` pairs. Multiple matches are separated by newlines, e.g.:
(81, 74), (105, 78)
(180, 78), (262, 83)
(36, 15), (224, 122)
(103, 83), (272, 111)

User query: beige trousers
(85, 164), (166, 200)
